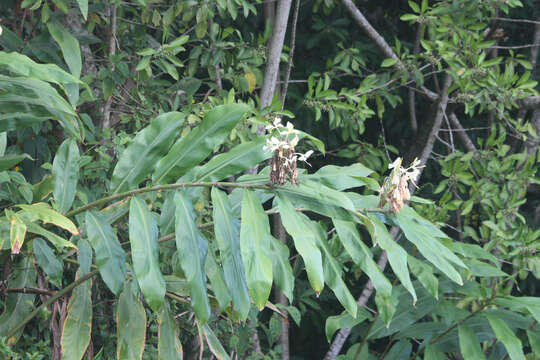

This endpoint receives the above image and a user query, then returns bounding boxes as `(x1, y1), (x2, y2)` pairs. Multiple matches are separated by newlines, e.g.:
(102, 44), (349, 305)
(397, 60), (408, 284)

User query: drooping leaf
(240, 189), (273, 310)
(325, 307), (371, 342)
(117, 281), (146, 360)
(33, 238), (63, 287)
(375, 290), (399, 327)
(211, 187), (250, 320)
(485, 313), (526, 360)
(61, 270), (92, 360)
(277, 194), (324, 294)
(158, 302), (183, 360)
(174, 191), (211, 324)
(365, 215), (417, 302)
(202, 324), (230, 360)
(333, 219), (392, 298)
(153, 103), (250, 184)
(111, 112), (185, 193)
(52, 138), (80, 213)
(268, 234), (294, 302)
(458, 324), (486, 360)
(205, 249), (232, 310)
(77, 238), (92, 275)
(85, 210), (126, 295)
(527, 329), (540, 358)
(27, 222), (76, 250)
(407, 255), (438, 299)
(0, 257), (36, 345)
(316, 224), (357, 317)
(424, 344), (446, 360)
(129, 196), (166, 311)
(75, 0), (88, 20)
(18, 202), (79, 234)
(385, 340), (412, 360)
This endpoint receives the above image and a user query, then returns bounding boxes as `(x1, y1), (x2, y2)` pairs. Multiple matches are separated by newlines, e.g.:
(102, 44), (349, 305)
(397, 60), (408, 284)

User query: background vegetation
(0, 0), (539, 359)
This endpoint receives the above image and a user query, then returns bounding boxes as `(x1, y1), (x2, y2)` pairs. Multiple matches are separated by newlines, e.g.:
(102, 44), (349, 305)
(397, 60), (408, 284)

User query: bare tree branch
(448, 113), (477, 153)
(280, 0), (300, 109)
(102, 4), (117, 129)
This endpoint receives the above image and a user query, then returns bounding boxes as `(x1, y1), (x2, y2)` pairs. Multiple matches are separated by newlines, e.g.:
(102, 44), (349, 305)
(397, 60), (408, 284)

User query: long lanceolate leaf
(174, 192), (211, 324)
(0, 257), (36, 344)
(277, 194), (325, 294)
(458, 324), (486, 360)
(129, 196), (166, 311)
(19, 203), (79, 235)
(117, 282), (147, 360)
(153, 103), (250, 184)
(485, 313), (526, 360)
(85, 210), (127, 295)
(268, 234), (294, 302)
(61, 271), (92, 360)
(111, 112), (185, 193)
(240, 189), (273, 310)
(158, 302), (183, 360)
(211, 187), (250, 320)
(52, 138), (80, 214)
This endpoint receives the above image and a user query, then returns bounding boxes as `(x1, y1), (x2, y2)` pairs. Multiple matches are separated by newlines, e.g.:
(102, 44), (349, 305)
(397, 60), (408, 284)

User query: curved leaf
(52, 138), (80, 213)
(9, 213), (26, 254)
(325, 307), (371, 342)
(174, 191), (211, 324)
(158, 302), (183, 360)
(153, 103), (250, 184)
(240, 189), (273, 310)
(205, 250), (232, 310)
(27, 222), (76, 250)
(304, 163), (372, 190)
(117, 282), (147, 360)
(19, 202), (79, 234)
(47, 22), (82, 78)
(33, 238), (63, 287)
(0, 153), (31, 172)
(85, 210), (126, 295)
(111, 112), (185, 193)
(277, 194), (324, 294)
(61, 271), (92, 360)
(268, 234), (294, 302)
(485, 313), (526, 360)
(129, 196), (166, 311)
(202, 324), (230, 360)
(211, 187), (250, 320)
(458, 324), (486, 360)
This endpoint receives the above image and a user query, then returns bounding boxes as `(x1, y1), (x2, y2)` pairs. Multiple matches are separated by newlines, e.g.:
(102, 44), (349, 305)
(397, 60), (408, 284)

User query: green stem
(5, 269), (99, 340)
(66, 181), (273, 218)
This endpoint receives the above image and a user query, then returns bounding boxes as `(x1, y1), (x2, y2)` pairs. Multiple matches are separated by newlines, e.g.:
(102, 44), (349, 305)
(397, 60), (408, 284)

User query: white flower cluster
(263, 117), (313, 166)
(379, 157), (424, 213)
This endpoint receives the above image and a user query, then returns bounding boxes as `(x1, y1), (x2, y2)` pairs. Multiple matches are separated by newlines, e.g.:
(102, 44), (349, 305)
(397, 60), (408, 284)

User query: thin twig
(280, 0), (300, 110)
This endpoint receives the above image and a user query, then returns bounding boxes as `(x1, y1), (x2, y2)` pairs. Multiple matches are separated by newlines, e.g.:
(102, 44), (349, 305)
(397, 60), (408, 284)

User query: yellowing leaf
(244, 72), (256, 93)
(18, 203), (79, 235)
(10, 214), (26, 254)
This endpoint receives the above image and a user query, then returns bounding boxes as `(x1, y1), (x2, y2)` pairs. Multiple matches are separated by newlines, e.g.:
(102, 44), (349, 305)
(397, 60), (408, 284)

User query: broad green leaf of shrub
(52, 138), (80, 214)
(117, 282), (146, 360)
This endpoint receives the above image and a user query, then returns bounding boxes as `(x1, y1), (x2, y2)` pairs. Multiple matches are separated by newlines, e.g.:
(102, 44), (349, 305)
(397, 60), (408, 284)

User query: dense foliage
(0, 0), (539, 359)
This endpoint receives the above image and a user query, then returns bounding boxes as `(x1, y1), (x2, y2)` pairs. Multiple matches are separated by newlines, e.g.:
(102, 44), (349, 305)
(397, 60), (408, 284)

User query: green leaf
(396, 210), (465, 285)
(111, 112), (185, 193)
(334, 219), (392, 298)
(61, 270), (92, 360)
(424, 344), (445, 360)
(211, 187), (250, 320)
(365, 215), (417, 302)
(325, 307), (370, 342)
(527, 329), (540, 358)
(75, 0), (88, 20)
(52, 138), (80, 213)
(381, 58), (398, 67)
(33, 238), (63, 287)
(0, 132), (6, 156)
(303, 163), (372, 190)
(458, 324), (486, 360)
(174, 191), (211, 324)
(19, 203), (79, 235)
(117, 281), (147, 360)
(27, 222), (76, 250)
(153, 103), (250, 184)
(277, 194), (324, 294)
(184, 136), (271, 182)
(316, 224), (357, 317)
(205, 250), (232, 310)
(407, 255), (438, 299)
(202, 324), (230, 360)
(240, 189), (273, 310)
(47, 22), (81, 78)
(0, 257), (36, 345)
(268, 233), (294, 302)
(385, 340), (412, 360)
(129, 196), (166, 311)
(85, 210), (127, 295)
(375, 290), (399, 327)
(166, 35), (189, 49)
(77, 238), (92, 275)
(485, 313), (526, 360)
(158, 302), (183, 360)
(0, 153), (31, 172)
(136, 56), (151, 72)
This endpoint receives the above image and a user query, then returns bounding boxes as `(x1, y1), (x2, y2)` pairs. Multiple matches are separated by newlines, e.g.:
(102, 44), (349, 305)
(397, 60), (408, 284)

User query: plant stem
(66, 181), (273, 218)
(5, 269), (99, 340)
